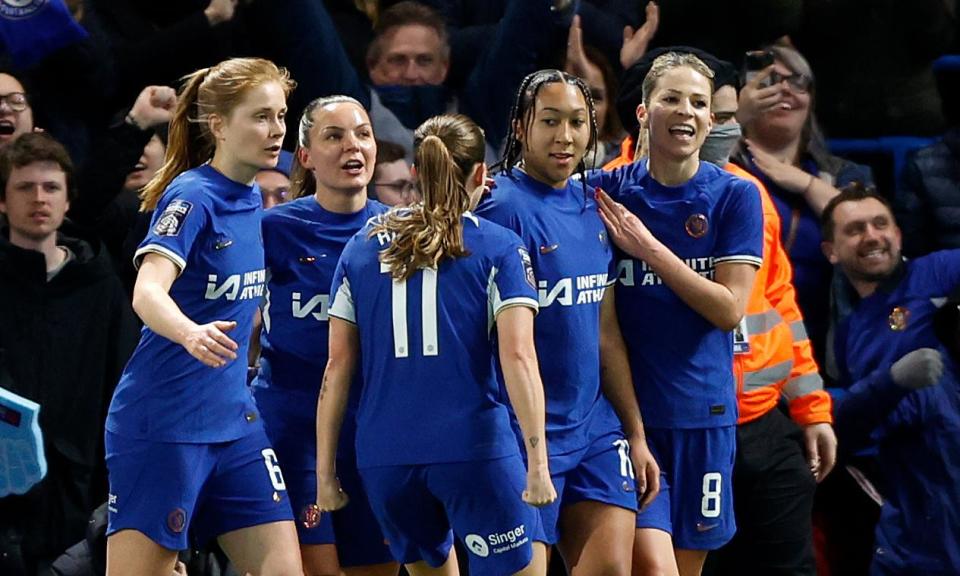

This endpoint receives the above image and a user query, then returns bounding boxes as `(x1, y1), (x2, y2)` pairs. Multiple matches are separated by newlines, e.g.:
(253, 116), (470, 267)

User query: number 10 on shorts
(700, 472), (722, 518)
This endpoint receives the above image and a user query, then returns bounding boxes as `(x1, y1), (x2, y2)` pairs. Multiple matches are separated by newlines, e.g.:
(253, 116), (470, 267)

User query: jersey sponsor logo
(518, 247), (536, 289)
(465, 523), (528, 557)
(153, 200), (192, 237)
(291, 292), (329, 321)
(464, 534), (489, 557)
(617, 257), (715, 287)
(538, 273), (608, 308)
(204, 269), (266, 301)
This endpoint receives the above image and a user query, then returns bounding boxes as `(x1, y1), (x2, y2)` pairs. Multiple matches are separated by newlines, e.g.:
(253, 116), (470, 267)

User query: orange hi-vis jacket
(603, 136), (833, 425)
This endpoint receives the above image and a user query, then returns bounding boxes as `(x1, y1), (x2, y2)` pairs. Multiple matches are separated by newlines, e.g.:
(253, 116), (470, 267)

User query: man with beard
(822, 183), (960, 575)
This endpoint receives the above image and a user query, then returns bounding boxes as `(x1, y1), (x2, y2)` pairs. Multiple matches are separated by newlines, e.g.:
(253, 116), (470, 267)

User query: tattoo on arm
(319, 375), (328, 402)
(529, 436), (539, 449)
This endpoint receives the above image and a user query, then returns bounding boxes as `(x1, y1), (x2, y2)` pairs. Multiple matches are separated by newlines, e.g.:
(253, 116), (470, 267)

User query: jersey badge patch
(153, 200), (193, 237)
(888, 306), (910, 331)
(685, 213), (709, 239)
(519, 247), (536, 289)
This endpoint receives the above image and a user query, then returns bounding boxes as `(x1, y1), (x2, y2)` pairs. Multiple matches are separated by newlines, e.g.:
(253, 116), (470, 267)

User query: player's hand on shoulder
(522, 467), (557, 508)
(595, 187), (654, 259)
(181, 320), (238, 368)
(316, 476), (349, 511)
(891, 348), (943, 390)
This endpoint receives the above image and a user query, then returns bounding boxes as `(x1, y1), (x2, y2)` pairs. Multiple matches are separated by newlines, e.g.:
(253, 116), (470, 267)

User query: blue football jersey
(254, 196), (388, 452)
(475, 169), (621, 456)
(107, 165), (266, 442)
(834, 251), (960, 574)
(329, 212), (539, 468)
(587, 161), (763, 428)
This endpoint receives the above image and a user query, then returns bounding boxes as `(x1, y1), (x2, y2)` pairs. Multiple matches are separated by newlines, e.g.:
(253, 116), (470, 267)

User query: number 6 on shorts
(700, 472), (722, 518)
(261, 448), (287, 491)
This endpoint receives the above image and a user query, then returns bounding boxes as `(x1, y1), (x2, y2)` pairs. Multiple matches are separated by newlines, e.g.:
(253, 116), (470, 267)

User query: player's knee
(260, 556), (307, 576)
(592, 559), (631, 576)
(632, 554), (678, 576)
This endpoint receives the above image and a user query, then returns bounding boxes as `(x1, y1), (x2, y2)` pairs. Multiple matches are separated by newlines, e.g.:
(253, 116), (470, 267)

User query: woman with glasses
(0, 72), (34, 148)
(733, 45), (873, 366)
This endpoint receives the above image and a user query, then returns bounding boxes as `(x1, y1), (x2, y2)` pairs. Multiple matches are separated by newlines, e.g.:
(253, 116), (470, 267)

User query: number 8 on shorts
(700, 472), (722, 518)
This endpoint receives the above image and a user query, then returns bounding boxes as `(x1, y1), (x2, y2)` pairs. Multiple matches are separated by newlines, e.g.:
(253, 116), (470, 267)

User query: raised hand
(620, 1), (660, 70)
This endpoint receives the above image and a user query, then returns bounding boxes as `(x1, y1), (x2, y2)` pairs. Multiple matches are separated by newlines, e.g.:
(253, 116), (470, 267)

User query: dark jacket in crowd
(0, 228), (137, 574)
(896, 127), (960, 258)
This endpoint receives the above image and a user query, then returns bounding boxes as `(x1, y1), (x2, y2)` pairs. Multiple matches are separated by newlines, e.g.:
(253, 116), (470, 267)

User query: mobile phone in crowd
(743, 50), (775, 87)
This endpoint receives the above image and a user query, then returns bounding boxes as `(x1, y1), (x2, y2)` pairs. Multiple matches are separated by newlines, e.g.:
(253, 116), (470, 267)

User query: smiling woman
(587, 52), (764, 576)
(103, 58), (305, 576)
(477, 69), (655, 574)
(733, 44), (874, 367)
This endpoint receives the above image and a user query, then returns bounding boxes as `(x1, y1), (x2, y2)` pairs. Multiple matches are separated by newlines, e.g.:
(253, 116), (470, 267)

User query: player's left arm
(596, 188), (758, 330)
(497, 305), (557, 508)
(599, 288), (660, 508)
(314, 318), (359, 512)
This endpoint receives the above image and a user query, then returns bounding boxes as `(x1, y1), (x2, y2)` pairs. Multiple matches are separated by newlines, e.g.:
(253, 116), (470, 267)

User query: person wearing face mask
(698, 69), (838, 576)
(256, 0), (575, 162)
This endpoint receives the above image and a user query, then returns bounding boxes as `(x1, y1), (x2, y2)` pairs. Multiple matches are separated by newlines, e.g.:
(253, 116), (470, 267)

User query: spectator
(895, 126), (960, 258)
(256, 149), (293, 209)
(260, 0), (574, 157)
(0, 133), (137, 575)
(41, 84), (177, 297)
(371, 139), (416, 206)
(823, 184), (960, 575)
(0, 71), (34, 149)
(734, 44), (873, 367)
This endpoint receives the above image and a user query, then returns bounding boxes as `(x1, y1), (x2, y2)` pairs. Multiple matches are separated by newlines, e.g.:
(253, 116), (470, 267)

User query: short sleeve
(584, 164), (634, 202)
(474, 193), (521, 234)
(134, 184), (209, 273)
(328, 237), (357, 324)
(714, 178), (764, 268)
(489, 233), (539, 318)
